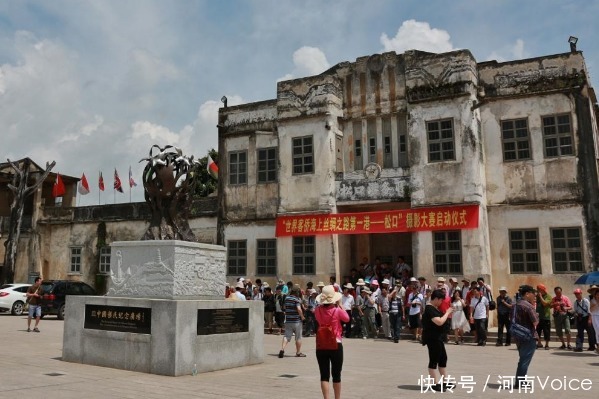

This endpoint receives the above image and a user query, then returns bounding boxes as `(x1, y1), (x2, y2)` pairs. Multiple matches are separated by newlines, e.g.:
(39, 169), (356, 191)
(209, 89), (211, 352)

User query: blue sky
(1, 0), (598, 205)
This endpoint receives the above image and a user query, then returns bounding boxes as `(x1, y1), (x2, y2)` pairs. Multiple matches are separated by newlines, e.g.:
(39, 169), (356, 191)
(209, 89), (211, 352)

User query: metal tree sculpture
(140, 145), (201, 241)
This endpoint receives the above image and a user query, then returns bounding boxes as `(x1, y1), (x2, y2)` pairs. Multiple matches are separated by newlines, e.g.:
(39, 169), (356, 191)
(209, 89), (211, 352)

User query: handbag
(509, 302), (534, 341)
(486, 291), (496, 311)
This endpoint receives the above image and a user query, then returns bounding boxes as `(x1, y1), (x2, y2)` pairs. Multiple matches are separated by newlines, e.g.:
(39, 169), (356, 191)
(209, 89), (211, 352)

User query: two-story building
(217, 48), (599, 295)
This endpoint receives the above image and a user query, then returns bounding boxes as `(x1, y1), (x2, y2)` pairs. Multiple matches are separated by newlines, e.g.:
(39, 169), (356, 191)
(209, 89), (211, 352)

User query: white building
(217, 48), (599, 295)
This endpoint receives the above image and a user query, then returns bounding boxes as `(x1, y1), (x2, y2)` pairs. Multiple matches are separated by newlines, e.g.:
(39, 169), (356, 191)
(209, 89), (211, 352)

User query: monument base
(62, 296), (264, 376)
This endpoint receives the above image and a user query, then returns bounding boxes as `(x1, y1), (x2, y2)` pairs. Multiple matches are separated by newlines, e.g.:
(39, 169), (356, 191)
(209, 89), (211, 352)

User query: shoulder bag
(509, 302), (534, 341)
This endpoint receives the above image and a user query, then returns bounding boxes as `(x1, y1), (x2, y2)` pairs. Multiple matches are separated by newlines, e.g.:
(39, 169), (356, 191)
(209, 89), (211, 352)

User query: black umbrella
(574, 271), (599, 285)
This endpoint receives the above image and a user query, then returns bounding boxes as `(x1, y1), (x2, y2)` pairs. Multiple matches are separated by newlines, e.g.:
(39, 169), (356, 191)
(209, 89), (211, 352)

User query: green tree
(194, 149), (218, 198)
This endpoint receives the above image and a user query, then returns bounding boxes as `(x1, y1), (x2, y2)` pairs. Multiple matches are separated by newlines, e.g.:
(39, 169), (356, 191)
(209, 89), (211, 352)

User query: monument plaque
(197, 308), (249, 335)
(84, 304), (152, 334)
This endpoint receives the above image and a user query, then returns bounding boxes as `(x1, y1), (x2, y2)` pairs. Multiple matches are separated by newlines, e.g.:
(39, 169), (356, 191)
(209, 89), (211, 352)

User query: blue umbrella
(575, 271), (599, 285)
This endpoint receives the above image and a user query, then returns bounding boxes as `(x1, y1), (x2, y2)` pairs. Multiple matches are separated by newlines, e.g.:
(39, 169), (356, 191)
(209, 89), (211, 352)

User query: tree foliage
(193, 149), (218, 198)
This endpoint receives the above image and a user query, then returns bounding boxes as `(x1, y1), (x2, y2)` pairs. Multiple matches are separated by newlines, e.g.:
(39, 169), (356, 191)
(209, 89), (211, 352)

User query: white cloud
(486, 39), (528, 62)
(380, 20), (455, 54)
(131, 121), (181, 144)
(278, 46), (330, 81)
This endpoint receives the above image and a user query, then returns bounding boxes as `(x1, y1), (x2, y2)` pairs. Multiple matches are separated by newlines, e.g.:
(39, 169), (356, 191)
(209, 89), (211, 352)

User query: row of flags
(52, 156), (220, 198)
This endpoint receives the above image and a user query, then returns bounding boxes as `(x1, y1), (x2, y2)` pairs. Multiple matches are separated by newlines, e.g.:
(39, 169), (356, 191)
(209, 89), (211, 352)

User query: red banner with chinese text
(275, 204), (479, 237)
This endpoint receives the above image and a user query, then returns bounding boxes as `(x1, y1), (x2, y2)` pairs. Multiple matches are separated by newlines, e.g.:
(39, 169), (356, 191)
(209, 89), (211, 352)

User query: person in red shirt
(551, 286), (573, 349)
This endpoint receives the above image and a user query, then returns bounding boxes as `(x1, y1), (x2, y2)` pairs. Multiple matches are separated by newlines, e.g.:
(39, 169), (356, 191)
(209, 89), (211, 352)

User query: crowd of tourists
(225, 256), (599, 396)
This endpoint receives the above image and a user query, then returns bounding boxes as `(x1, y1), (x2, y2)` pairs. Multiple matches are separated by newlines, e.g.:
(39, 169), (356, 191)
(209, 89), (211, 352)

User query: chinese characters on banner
(275, 204), (479, 237)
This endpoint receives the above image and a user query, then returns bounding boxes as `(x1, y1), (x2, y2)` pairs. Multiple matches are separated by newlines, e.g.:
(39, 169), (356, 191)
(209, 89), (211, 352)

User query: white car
(0, 283), (31, 315)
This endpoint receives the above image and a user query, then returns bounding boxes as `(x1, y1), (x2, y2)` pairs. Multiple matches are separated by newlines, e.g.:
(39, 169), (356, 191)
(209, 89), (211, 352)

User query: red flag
(114, 169), (123, 193)
(52, 173), (66, 198)
(207, 154), (218, 179)
(129, 166), (137, 187)
(78, 173), (90, 195)
(99, 172), (105, 191)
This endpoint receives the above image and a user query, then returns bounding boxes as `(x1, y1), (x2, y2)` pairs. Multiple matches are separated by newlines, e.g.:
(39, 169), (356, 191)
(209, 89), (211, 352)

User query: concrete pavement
(1, 312), (597, 398)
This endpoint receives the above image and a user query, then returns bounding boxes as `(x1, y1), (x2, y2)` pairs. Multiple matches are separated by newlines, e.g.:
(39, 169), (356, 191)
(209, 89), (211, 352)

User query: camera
(411, 304), (418, 308)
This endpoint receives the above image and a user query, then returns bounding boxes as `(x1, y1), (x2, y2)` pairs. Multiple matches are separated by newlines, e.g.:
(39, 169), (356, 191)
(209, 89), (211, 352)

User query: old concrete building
(217, 48), (599, 295)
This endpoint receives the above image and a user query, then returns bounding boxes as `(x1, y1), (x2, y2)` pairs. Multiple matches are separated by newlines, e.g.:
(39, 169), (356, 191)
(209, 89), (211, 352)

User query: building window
(227, 240), (247, 276)
(257, 147), (277, 183)
(353, 121), (363, 171)
(433, 231), (462, 274)
(427, 119), (455, 162)
(228, 151), (247, 185)
(257, 239), (277, 275)
(367, 118), (377, 163)
(293, 236), (315, 274)
(69, 247), (82, 274)
(501, 118), (531, 161)
(509, 229), (540, 273)
(543, 114), (573, 157)
(99, 247), (111, 274)
(551, 228), (584, 273)
(292, 136), (313, 175)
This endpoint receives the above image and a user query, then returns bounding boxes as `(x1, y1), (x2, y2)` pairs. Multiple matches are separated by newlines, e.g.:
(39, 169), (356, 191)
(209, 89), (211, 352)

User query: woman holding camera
(422, 289), (454, 392)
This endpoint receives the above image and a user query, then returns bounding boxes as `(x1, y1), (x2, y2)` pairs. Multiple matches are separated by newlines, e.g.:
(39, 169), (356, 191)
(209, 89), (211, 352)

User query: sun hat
(381, 279), (390, 285)
(362, 288), (372, 295)
(410, 277), (418, 283)
(316, 285), (343, 305)
(308, 288), (317, 295)
(537, 284), (547, 292)
(235, 281), (245, 289)
(588, 285), (599, 294)
(371, 279), (379, 286)
(317, 281), (325, 287)
(344, 283), (354, 289)
(573, 288), (582, 295)
(461, 278), (470, 283)
(499, 287), (507, 292)
(356, 278), (366, 286)
(437, 277), (446, 282)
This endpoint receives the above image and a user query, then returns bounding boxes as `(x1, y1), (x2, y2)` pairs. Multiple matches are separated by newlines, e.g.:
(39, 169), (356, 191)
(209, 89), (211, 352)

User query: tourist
(234, 281), (247, 301)
(513, 285), (539, 389)
(535, 284), (552, 349)
(376, 286), (391, 339)
(421, 289), (454, 392)
(572, 288), (595, 352)
(469, 287), (489, 346)
(360, 288), (376, 339)
(408, 281), (424, 341)
(551, 286), (573, 349)
(388, 283), (404, 343)
(496, 287), (513, 346)
(274, 286), (286, 335)
(26, 277), (43, 333)
(450, 290), (469, 344)
(588, 285), (599, 354)
(314, 285), (350, 399)
(279, 288), (306, 358)
(263, 287), (276, 334)
(341, 284), (354, 338)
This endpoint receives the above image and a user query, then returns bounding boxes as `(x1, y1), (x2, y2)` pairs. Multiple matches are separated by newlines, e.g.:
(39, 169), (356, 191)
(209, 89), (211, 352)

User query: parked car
(0, 283), (31, 315)
(40, 280), (97, 320)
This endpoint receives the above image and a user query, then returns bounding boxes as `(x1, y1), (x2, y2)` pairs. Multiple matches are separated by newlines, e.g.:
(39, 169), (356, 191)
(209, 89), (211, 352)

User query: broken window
(543, 114), (574, 158)
(501, 118), (531, 161)
(292, 136), (314, 175)
(509, 229), (540, 274)
(257, 147), (277, 183)
(227, 240), (247, 276)
(551, 227), (583, 273)
(427, 119), (455, 162)
(433, 231), (462, 274)
(228, 151), (247, 185)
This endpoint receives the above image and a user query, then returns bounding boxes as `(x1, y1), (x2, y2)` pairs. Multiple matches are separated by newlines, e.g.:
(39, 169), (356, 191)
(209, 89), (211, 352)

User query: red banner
(275, 204), (479, 237)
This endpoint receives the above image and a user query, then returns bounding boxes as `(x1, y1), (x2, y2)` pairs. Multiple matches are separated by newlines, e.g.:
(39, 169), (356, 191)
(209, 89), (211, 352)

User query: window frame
(292, 236), (315, 275)
(99, 246), (111, 274)
(501, 118), (531, 161)
(257, 147), (278, 183)
(426, 118), (455, 162)
(542, 113), (574, 158)
(256, 239), (277, 276)
(433, 231), (462, 275)
(292, 136), (314, 175)
(550, 227), (584, 273)
(228, 150), (248, 185)
(227, 240), (247, 276)
(509, 229), (540, 274)
(69, 246), (82, 274)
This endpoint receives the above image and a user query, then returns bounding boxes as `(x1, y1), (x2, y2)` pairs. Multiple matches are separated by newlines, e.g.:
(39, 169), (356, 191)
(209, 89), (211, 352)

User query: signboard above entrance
(276, 204), (479, 237)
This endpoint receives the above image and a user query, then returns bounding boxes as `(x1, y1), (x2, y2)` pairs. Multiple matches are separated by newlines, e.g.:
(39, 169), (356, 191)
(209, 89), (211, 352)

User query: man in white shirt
(341, 284), (355, 338)
(234, 281), (247, 301)
(408, 284), (424, 341)
(470, 287), (489, 346)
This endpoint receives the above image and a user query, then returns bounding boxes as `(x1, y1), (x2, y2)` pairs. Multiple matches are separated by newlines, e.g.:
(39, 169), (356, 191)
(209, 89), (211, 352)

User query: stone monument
(62, 146), (263, 376)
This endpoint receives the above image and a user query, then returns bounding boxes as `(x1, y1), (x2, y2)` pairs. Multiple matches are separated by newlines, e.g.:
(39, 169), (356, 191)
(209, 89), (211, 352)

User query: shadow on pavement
(397, 385), (422, 391)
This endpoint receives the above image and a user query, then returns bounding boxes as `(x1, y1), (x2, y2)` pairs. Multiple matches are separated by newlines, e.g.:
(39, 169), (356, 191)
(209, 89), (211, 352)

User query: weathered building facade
(217, 49), (599, 295)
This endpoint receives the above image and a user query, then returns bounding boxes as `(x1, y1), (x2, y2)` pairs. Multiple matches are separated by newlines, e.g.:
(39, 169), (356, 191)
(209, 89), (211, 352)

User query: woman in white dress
(589, 286), (599, 354)
(451, 290), (470, 344)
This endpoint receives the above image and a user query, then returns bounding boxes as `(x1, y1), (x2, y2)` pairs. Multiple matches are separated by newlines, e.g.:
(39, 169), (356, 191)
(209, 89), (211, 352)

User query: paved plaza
(1, 313), (597, 398)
